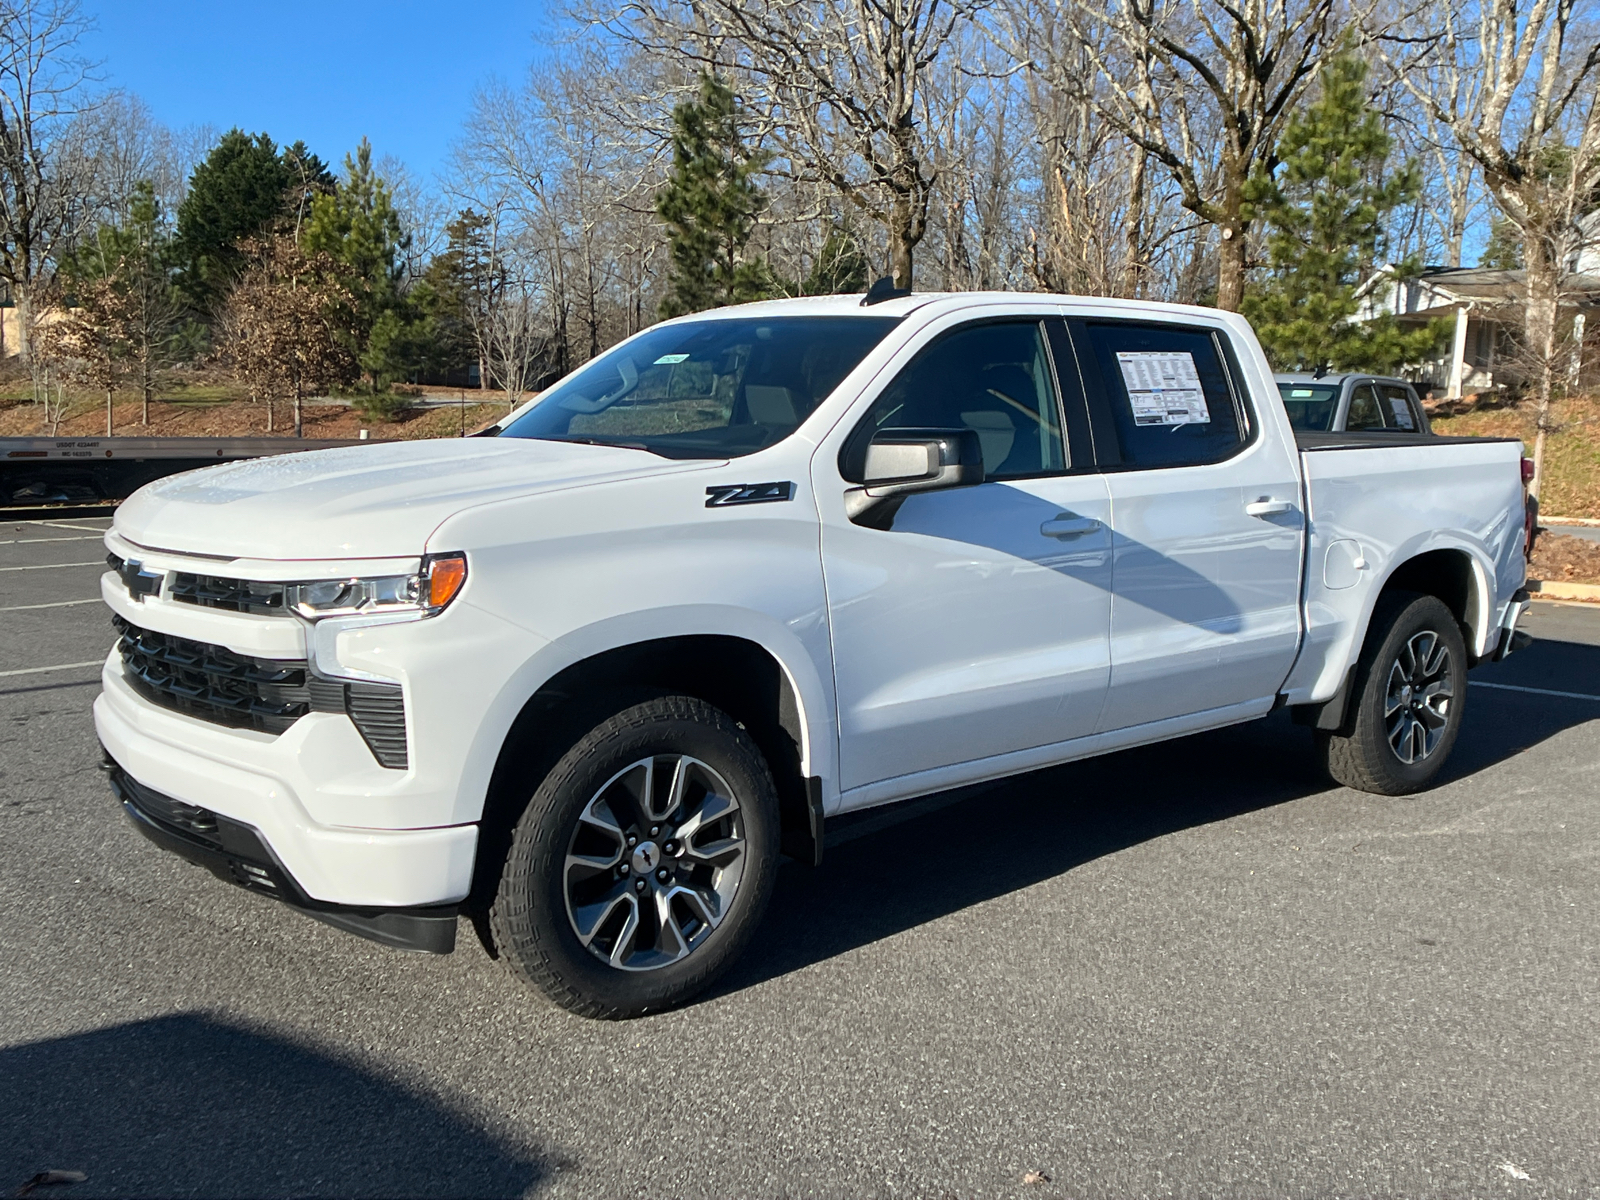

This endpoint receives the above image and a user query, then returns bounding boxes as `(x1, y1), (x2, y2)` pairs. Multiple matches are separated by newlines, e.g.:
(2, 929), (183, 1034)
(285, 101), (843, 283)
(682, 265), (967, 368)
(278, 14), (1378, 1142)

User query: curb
(1528, 579), (1600, 602)
(1541, 516), (1600, 527)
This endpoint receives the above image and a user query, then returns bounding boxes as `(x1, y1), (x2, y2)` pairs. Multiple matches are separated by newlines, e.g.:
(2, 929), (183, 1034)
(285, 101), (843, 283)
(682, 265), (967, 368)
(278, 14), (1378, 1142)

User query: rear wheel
(489, 694), (780, 1018)
(1318, 592), (1467, 795)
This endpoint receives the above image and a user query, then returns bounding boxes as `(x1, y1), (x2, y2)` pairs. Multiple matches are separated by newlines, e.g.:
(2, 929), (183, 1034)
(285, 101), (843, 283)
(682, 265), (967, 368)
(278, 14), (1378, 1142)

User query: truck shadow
(0, 1013), (550, 1199)
(722, 634), (1599, 996)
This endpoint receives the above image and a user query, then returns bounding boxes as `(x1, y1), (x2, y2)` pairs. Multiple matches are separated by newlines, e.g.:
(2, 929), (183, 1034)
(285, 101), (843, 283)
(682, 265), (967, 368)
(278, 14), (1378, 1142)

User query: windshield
(1277, 382), (1340, 431)
(499, 316), (902, 458)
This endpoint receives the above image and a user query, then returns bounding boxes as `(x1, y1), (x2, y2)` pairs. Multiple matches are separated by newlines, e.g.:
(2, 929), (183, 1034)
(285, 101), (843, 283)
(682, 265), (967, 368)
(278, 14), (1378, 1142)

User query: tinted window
(500, 316), (900, 459)
(1080, 322), (1245, 467)
(1380, 384), (1418, 431)
(850, 321), (1067, 479)
(1277, 382), (1339, 431)
(1345, 384), (1387, 430)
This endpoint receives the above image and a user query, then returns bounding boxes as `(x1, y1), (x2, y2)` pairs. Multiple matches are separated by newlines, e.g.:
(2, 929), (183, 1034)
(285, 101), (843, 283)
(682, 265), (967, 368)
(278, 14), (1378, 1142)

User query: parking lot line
(0, 561), (105, 571)
(1471, 680), (1600, 703)
(0, 660), (104, 678)
(0, 534), (107, 544)
(36, 522), (113, 532)
(0, 598), (103, 612)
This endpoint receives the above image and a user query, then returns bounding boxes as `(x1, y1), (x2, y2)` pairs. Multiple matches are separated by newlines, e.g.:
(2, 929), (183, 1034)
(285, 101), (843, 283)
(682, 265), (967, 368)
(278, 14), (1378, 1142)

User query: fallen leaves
(1023, 1168), (1051, 1185)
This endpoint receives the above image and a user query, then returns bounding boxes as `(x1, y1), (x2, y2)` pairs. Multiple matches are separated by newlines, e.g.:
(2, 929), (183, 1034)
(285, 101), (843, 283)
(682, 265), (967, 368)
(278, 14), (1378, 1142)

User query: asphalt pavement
(3, 516), (1598, 1199)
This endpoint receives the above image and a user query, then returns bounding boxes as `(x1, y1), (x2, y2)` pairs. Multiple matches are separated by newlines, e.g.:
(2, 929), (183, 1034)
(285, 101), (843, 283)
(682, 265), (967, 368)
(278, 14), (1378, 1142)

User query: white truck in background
(95, 290), (1530, 1017)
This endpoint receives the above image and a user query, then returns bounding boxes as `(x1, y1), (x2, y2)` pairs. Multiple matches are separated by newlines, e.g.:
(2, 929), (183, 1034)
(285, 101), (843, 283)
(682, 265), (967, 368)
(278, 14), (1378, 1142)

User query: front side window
(1079, 322), (1247, 468)
(847, 320), (1068, 479)
(499, 316), (901, 459)
(1277, 382), (1340, 431)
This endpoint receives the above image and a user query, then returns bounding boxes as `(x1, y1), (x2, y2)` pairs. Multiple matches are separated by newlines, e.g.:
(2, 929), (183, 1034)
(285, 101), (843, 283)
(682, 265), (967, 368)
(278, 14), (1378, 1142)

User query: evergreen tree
(174, 130), (293, 313)
(656, 74), (774, 318)
(801, 226), (870, 295)
(1241, 51), (1446, 374)
(1479, 217), (1524, 268)
(420, 209), (504, 388)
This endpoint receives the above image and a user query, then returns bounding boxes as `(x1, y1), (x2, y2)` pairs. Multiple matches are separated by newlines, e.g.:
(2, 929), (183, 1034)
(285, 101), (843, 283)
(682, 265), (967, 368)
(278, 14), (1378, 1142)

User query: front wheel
(1318, 591), (1468, 795)
(489, 694), (781, 1018)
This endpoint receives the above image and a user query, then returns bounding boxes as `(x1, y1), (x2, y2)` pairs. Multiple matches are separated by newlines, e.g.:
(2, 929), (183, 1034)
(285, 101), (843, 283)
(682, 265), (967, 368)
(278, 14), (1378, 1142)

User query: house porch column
(1446, 304), (1470, 399)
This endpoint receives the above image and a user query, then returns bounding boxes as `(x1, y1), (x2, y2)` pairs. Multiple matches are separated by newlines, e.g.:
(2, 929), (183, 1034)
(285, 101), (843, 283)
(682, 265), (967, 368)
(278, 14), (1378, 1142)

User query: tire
(488, 694), (781, 1019)
(1318, 591), (1468, 795)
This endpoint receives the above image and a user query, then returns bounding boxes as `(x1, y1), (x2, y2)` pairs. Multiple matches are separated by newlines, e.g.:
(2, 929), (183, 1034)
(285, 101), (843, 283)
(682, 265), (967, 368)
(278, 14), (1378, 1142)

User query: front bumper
(94, 657), (478, 909)
(106, 758), (458, 953)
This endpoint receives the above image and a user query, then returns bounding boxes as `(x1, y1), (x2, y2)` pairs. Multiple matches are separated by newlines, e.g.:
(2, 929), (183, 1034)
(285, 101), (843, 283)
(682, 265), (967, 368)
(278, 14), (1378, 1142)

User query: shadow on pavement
(725, 634), (1600, 995)
(0, 1013), (547, 1199)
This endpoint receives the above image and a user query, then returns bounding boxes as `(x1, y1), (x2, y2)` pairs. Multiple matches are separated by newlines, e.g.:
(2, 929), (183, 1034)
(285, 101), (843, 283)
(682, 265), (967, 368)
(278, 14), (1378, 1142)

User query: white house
(1354, 262), (1600, 398)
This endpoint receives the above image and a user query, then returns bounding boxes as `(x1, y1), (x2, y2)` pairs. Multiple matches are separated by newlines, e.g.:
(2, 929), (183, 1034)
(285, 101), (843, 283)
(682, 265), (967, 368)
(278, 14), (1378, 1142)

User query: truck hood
(114, 437), (711, 560)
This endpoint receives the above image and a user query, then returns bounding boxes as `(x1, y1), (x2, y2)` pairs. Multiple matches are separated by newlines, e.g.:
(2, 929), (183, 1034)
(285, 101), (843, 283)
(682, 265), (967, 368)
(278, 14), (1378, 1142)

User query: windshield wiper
(537, 435), (664, 457)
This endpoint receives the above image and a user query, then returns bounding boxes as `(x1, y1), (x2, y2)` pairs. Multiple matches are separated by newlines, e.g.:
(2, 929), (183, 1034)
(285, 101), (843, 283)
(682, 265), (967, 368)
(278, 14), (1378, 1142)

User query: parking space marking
(0, 534), (106, 544)
(36, 522), (113, 532)
(1471, 680), (1600, 703)
(0, 561), (105, 571)
(0, 660), (104, 678)
(0, 598), (103, 612)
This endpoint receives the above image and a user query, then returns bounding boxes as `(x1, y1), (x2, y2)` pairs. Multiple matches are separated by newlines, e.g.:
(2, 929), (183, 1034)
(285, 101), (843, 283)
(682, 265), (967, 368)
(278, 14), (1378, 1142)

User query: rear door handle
(1244, 499), (1296, 517)
(1040, 513), (1102, 539)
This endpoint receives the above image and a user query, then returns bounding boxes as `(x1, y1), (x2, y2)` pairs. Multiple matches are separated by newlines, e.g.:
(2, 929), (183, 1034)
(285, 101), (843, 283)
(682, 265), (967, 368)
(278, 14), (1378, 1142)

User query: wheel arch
(464, 620), (832, 916)
(1375, 543), (1495, 660)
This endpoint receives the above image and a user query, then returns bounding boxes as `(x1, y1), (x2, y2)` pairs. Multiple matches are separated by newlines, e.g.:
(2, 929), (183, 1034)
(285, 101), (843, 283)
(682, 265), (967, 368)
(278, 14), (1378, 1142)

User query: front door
(817, 316), (1114, 796)
(1063, 317), (1305, 732)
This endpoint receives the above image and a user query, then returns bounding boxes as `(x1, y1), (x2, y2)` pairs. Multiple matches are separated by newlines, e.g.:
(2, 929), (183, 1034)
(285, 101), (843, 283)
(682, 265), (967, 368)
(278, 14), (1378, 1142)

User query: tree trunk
(1215, 223), (1246, 312)
(889, 199), (915, 291)
(142, 358), (152, 426)
(1523, 237), (1561, 500)
(14, 280), (33, 367)
(105, 389), (113, 437)
(1124, 149), (1148, 298)
(294, 379), (303, 438)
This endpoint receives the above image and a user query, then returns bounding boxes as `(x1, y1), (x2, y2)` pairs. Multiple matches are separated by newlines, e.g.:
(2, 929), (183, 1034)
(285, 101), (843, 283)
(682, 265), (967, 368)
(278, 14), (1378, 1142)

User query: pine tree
(174, 130), (294, 313)
(656, 75), (774, 318)
(1241, 50), (1447, 374)
(801, 226), (870, 295)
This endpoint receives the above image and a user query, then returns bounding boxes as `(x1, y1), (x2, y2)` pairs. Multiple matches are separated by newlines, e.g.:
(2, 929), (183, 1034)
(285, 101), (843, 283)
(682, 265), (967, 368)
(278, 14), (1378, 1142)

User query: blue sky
(83, 1), (559, 181)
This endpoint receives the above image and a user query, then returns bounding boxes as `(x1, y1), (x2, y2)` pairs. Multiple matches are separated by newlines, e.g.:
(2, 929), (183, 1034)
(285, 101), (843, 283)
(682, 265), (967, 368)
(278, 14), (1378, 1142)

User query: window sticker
(1115, 351), (1211, 425)
(1291, 388), (1314, 398)
(1388, 397), (1415, 429)
(653, 353), (690, 364)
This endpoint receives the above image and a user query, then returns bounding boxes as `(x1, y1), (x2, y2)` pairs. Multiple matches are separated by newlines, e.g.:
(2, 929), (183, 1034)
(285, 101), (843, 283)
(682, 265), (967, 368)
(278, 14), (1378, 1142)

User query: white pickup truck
(95, 292), (1531, 1018)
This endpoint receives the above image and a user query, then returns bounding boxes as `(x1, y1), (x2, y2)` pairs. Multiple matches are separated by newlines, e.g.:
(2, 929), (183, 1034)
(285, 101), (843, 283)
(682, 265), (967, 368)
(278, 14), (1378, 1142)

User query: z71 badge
(705, 481), (797, 507)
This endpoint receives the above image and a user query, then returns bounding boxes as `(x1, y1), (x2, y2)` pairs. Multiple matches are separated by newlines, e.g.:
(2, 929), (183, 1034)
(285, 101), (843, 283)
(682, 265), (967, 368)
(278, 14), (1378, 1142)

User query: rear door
(1061, 317), (1305, 731)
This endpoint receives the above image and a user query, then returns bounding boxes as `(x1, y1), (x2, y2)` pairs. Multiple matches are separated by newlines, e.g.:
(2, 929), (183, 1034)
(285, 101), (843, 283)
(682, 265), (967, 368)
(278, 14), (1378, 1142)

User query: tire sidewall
(497, 697), (780, 1016)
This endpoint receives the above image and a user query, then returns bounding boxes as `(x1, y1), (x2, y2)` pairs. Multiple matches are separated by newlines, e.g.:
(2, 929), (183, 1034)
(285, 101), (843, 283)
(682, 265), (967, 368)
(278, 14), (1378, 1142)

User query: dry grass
(1429, 393), (1600, 519)
(0, 390), (507, 442)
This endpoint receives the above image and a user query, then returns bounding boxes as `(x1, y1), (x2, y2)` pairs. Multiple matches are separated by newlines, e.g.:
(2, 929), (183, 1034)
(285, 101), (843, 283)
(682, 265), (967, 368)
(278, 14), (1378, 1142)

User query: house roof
(1357, 264), (1600, 316)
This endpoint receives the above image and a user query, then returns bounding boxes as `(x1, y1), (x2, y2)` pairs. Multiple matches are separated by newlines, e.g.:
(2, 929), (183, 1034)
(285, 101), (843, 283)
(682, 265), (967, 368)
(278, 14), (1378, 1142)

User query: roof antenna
(860, 276), (911, 306)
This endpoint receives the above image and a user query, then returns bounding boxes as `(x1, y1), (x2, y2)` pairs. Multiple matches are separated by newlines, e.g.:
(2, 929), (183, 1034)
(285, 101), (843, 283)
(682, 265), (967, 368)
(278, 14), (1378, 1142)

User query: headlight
(288, 552), (468, 619)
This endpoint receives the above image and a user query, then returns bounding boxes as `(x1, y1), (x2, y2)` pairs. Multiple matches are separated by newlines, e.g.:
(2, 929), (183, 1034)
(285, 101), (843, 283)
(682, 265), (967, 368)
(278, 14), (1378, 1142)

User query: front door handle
(1244, 498), (1296, 517)
(1040, 513), (1102, 539)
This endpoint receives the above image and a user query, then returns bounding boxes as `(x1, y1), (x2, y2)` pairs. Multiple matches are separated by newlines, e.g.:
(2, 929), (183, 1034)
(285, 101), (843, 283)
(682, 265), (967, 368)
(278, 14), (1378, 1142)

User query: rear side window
(1380, 384), (1419, 431)
(1345, 384), (1387, 430)
(1076, 322), (1247, 468)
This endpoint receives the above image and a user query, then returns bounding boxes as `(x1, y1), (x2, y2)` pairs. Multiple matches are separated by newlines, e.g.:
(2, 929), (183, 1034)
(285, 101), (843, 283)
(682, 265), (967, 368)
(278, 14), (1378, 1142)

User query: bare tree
(1377, 0), (1600, 496)
(0, 0), (99, 364)
(1007, 0), (1337, 310)
(600, 0), (987, 290)
(222, 235), (358, 437)
(42, 271), (129, 435)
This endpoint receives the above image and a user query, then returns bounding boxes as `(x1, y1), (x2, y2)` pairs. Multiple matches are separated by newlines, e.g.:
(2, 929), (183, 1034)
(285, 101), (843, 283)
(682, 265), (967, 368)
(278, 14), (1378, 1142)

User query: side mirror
(845, 427), (984, 524)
